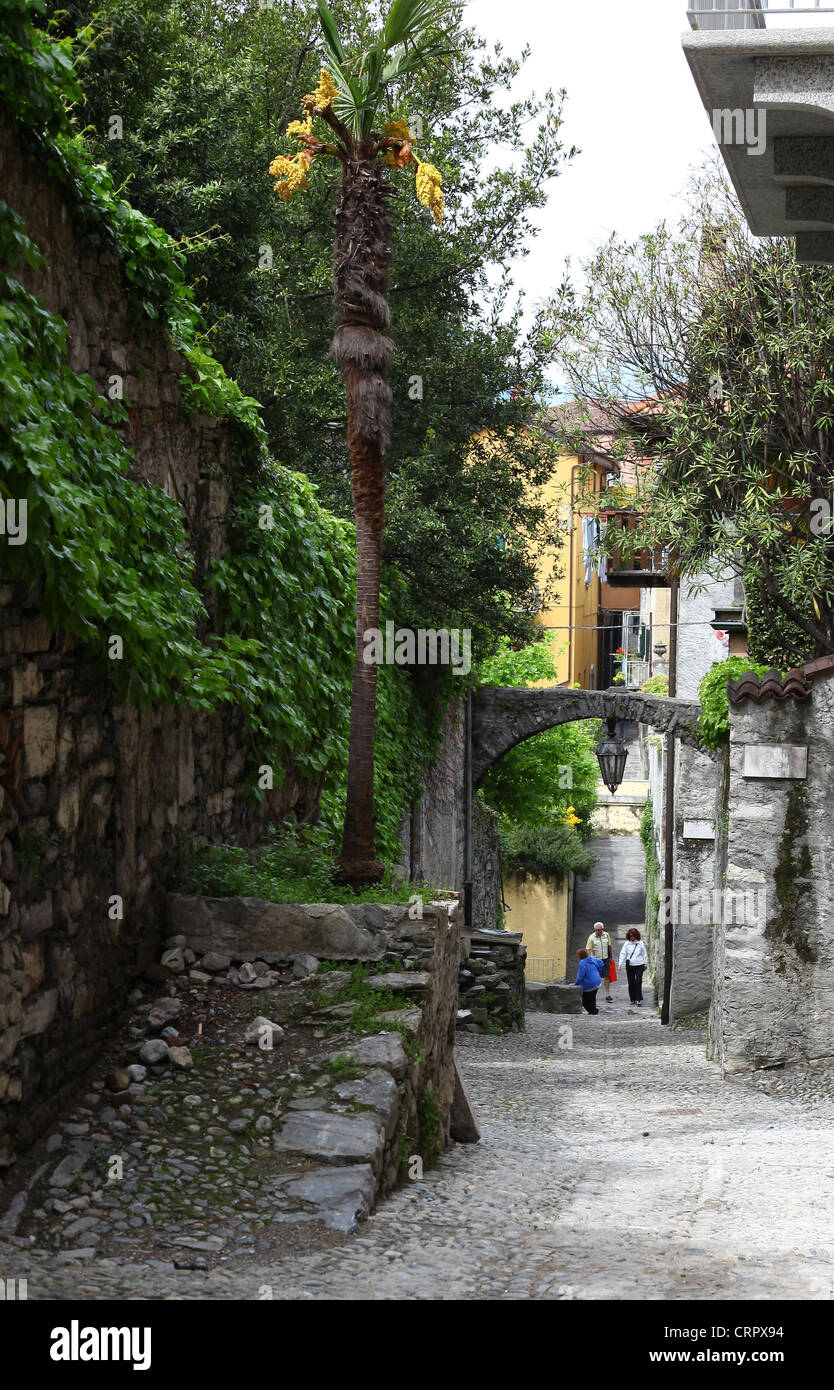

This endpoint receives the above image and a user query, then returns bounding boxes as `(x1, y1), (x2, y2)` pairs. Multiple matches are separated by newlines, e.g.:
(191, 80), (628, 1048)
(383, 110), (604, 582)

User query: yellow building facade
(535, 451), (612, 689)
(503, 873), (571, 982)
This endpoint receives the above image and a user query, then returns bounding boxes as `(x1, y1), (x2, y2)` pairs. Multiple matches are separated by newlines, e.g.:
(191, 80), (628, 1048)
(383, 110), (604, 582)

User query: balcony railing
(600, 510), (669, 587)
(688, 0), (834, 28)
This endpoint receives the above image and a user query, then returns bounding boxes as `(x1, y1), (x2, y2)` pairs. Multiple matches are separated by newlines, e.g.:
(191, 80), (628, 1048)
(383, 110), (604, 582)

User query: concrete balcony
(683, 5), (834, 260)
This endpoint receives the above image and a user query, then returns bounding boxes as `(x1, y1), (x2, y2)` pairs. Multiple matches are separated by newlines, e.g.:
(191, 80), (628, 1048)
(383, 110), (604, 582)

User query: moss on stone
(417, 1083), (443, 1168)
(770, 784), (815, 966)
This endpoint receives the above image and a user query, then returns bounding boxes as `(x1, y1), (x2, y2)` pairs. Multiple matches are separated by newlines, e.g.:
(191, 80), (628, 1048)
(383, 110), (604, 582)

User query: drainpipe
(463, 686), (473, 929)
(566, 463), (581, 683)
(661, 576), (679, 1026)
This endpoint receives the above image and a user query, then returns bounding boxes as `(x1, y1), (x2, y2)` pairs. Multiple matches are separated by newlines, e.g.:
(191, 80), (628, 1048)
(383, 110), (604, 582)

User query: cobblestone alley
(3, 991), (833, 1301)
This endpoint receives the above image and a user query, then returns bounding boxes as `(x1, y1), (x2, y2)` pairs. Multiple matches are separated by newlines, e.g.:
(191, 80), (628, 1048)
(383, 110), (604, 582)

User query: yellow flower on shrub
(415, 159), (443, 224)
(564, 805), (582, 828)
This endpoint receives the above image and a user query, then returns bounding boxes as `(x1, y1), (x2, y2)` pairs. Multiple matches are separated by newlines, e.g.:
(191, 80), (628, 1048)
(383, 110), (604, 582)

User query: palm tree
(270, 0), (458, 885)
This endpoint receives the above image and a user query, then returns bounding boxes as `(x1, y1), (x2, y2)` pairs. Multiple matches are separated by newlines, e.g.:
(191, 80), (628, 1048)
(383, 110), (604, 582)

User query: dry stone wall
(458, 928), (526, 1034)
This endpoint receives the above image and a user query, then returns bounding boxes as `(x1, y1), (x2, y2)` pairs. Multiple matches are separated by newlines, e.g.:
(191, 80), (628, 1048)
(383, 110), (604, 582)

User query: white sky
(465, 0), (715, 323)
(465, 1), (834, 317)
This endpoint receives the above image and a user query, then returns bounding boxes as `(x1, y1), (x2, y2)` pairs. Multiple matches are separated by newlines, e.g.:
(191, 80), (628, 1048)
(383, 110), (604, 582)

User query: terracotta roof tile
(727, 667), (811, 706)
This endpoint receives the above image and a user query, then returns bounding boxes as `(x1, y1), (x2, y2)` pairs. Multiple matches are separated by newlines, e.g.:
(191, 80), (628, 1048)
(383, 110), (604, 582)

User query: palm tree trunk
(331, 154), (394, 885)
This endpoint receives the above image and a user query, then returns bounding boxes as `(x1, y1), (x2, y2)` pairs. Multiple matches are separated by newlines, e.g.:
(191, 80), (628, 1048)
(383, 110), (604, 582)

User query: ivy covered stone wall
(0, 123), (305, 1168)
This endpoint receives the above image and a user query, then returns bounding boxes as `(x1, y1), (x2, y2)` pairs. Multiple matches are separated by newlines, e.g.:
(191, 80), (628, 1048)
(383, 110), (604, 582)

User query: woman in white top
(619, 928), (648, 1006)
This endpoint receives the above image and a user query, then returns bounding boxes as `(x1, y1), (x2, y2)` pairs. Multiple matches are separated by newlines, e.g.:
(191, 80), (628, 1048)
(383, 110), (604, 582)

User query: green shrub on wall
(499, 820), (596, 882)
(697, 657), (773, 751)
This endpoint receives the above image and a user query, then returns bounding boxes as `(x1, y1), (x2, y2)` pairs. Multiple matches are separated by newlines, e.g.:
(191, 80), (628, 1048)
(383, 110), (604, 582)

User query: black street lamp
(595, 715), (628, 795)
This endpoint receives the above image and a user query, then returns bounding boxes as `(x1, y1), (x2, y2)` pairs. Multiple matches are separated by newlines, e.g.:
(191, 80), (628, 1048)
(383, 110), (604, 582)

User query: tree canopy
(546, 167), (834, 667)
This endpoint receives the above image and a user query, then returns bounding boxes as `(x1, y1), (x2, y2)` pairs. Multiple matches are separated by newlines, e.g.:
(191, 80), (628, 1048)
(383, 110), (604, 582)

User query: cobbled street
(3, 993), (834, 1301)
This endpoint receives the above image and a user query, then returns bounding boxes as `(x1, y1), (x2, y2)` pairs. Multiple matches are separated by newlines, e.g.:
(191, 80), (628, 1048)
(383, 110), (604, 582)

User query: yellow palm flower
(383, 119), (413, 142)
(303, 68), (339, 112)
(269, 152), (309, 199)
(415, 159), (443, 225)
(287, 114), (313, 138)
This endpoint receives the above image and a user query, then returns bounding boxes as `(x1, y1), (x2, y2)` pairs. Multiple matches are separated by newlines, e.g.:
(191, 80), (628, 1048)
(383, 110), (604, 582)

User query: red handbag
(608, 959), (617, 983)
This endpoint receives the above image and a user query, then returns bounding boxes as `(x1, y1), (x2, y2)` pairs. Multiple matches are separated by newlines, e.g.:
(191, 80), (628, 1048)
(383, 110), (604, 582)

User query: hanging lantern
(595, 715), (628, 795)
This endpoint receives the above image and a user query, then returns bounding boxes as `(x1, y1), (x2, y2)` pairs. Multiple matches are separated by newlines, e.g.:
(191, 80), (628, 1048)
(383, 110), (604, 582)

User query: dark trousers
(581, 988), (599, 1015)
(626, 962), (645, 1002)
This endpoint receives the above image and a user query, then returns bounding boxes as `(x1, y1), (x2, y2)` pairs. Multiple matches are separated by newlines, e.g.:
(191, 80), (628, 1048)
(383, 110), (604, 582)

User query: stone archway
(471, 685), (702, 788)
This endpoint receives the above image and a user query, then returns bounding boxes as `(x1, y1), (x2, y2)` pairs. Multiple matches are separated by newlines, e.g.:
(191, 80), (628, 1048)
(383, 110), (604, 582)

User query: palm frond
(315, 0), (346, 64)
(381, 37), (456, 84)
(316, 0), (462, 143)
(385, 0), (459, 49)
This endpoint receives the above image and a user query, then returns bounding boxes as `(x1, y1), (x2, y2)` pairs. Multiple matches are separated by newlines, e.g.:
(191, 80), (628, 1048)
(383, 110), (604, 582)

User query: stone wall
(403, 701), (463, 893)
(590, 792), (646, 835)
(642, 725), (724, 1022)
(712, 674), (834, 1073)
(399, 700), (503, 931)
(525, 980), (581, 1014)
(458, 928), (525, 1034)
(472, 799), (502, 931)
(669, 741), (723, 1020)
(644, 734), (665, 995)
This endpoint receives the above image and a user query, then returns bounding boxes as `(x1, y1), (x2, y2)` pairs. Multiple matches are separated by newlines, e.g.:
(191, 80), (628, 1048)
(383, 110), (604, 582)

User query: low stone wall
(458, 928), (525, 1034)
(168, 895), (464, 1188)
(0, 902), (471, 1247)
(525, 981), (581, 1014)
(590, 792), (647, 836)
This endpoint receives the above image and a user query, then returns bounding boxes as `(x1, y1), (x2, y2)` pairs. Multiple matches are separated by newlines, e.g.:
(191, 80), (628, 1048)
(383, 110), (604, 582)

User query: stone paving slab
(272, 1110), (385, 1168)
(326, 1033), (408, 1080)
(276, 1166), (376, 1234)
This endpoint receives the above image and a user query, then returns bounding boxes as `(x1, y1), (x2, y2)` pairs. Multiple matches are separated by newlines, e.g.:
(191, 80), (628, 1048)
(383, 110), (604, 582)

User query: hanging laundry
(582, 516), (598, 586)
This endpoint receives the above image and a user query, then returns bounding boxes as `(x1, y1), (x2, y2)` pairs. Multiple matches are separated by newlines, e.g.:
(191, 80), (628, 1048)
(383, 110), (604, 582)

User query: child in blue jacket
(574, 949), (604, 1014)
